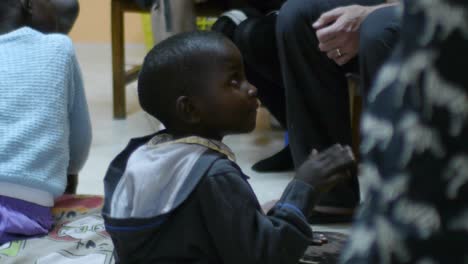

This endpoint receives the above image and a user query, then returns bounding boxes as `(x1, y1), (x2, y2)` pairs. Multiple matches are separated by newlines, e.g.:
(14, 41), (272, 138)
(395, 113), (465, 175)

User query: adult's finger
(335, 53), (354, 66)
(326, 49), (342, 60)
(316, 24), (340, 44)
(313, 7), (343, 29)
(318, 36), (343, 52)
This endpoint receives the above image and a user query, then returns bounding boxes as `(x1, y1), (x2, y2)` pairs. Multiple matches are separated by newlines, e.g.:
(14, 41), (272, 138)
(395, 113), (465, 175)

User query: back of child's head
(49, 0), (80, 34)
(0, 0), (19, 10)
(0, 0), (75, 34)
(138, 31), (229, 128)
(0, 0), (21, 22)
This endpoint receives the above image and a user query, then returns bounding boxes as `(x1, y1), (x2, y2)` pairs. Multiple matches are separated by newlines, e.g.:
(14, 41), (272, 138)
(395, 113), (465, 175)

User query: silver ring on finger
(336, 48), (342, 57)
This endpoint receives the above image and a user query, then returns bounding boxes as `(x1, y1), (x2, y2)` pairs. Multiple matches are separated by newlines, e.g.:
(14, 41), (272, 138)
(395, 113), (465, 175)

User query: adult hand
(296, 144), (355, 193)
(313, 5), (373, 66)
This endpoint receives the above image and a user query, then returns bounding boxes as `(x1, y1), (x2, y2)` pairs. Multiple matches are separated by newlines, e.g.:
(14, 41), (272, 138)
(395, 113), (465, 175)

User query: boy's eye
(230, 79), (240, 88)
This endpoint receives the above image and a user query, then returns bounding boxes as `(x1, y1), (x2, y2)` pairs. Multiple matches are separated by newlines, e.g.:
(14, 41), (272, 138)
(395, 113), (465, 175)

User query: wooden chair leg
(111, 0), (126, 119)
(351, 95), (362, 161)
(348, 78), (362, 160)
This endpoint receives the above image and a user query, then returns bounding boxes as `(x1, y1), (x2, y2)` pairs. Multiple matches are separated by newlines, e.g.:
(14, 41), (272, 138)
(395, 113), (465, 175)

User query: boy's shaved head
(138, 31), (231, 128)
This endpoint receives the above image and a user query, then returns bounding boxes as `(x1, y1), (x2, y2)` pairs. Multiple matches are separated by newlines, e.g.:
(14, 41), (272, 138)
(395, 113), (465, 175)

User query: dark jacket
(102, 133), (316, 264)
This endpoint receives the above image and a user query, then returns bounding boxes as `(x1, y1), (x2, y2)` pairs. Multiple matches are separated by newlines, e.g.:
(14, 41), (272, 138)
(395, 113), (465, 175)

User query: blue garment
(102, 132), (316, 263)
(0, 27), (92, 206)
(341, 1), (468, 263)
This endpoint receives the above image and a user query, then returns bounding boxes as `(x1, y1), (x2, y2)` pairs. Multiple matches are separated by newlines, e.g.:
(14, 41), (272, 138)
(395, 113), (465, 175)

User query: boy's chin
(222, 121), (257, 137)
(237, 122), (257, 134)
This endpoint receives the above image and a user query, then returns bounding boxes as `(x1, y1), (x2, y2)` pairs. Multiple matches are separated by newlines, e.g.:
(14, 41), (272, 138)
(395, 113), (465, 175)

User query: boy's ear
(176, 96), (201, 124)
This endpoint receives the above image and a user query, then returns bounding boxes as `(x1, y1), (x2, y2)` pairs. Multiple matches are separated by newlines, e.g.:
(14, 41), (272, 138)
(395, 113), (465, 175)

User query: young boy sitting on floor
(102, 31), (355, 264)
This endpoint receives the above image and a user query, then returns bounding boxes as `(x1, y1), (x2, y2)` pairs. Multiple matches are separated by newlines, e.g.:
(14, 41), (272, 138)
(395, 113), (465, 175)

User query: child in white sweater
(0, 0), (91, 244)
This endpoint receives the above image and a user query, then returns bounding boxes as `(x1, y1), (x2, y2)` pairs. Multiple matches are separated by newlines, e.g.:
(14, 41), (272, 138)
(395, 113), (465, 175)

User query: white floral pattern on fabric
(360, 113), (394, 154)
(393, 198), (441, 238)
(409, 0), (468, 45)
(423, 70), (468, 136)
(341, 0), (468, 263)
(444, 155), (468, 199)
(397, 112), (445, 166)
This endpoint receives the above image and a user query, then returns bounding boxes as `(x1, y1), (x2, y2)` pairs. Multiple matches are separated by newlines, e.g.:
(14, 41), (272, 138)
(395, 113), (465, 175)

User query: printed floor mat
(0, 195), (348, 264)
(0, 195), (114, 264)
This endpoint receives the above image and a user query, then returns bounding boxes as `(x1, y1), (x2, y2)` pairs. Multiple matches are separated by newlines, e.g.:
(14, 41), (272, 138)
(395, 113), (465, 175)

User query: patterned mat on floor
(0, 195), (347, 264)
(0, 195), (115, 264)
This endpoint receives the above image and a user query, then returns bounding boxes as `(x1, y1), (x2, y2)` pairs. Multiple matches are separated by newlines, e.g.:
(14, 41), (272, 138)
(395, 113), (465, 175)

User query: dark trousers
(359, 6), (401, 97)
(276, 0), (401, 165)
(276, 0), (400, 206)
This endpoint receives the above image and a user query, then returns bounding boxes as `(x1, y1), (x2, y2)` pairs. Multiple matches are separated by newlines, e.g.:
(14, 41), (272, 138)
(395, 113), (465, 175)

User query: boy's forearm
(199, 174), (313, 264)
(277, 179), (318, 219)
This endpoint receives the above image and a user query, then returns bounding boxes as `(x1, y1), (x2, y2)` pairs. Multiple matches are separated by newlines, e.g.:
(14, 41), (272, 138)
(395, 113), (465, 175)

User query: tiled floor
(75, 43), (350, 233)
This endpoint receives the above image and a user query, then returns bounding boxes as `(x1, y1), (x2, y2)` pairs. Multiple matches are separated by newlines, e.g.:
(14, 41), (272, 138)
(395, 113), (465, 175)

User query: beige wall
(69, 0), (146, 44)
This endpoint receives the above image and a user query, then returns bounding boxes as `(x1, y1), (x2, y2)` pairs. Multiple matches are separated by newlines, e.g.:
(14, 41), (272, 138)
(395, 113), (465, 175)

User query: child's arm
(66, 49), (92, 191)
(197, 169), (313, 264)
(197, 145), (354, 264)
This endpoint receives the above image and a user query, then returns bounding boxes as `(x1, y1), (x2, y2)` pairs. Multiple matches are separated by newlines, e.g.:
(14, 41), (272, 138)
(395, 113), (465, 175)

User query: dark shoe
(211, 8), (262, 41)
(252, 145), (294, 172)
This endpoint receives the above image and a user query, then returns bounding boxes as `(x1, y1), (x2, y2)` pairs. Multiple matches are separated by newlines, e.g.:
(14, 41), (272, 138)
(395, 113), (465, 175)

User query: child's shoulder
(209, 158), (238, 173)
(39, 32), (74, 54)
(197, 155), (252, 202)
(19, 28), (75, 58)
(204, 155), (245, 180)
(3, 27), (72, 51)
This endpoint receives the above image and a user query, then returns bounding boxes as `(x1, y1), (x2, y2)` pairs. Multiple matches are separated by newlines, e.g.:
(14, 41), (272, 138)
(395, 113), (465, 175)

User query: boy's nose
(247, 82), (257, 97)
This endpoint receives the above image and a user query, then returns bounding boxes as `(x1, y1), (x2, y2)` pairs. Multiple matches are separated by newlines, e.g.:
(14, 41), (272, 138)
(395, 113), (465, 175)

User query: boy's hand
(311, 233), (328, 246)
(296, 144), (355, 193)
